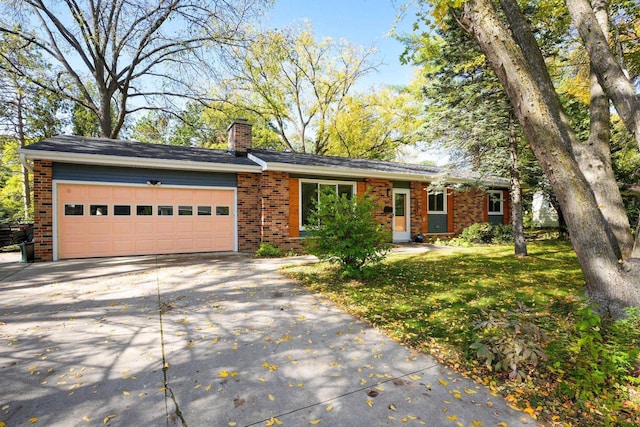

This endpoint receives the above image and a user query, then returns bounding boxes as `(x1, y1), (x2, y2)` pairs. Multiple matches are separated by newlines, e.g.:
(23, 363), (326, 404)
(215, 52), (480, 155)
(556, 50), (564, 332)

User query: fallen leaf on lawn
(103, 414), (116, 424)
(309, 420), (321, 425)
(438, 379), (448, 386)
(366, 399), (374, 407)
(28, 418), (38, 424)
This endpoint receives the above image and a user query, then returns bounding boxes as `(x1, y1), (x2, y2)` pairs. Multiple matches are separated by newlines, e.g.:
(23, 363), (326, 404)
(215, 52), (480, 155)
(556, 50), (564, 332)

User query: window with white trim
(300, 180), (356, 229)
(488, 190), (504, 214)
(427, 191), (447, 214)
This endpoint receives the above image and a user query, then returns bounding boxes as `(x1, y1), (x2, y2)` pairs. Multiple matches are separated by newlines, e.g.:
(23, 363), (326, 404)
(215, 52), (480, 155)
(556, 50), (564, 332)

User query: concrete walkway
(0, 253), (534, 426)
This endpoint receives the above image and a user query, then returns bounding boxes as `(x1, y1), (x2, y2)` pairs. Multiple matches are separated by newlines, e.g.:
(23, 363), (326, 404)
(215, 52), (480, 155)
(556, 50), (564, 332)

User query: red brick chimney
(228, 119), (252, 156)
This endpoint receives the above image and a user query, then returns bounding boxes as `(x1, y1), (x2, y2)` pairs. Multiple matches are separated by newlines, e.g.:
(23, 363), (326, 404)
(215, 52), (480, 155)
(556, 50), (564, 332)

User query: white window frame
(427, 191), (447, 214)
(488, 190), (504, 215)
(299, 179), (357, 231)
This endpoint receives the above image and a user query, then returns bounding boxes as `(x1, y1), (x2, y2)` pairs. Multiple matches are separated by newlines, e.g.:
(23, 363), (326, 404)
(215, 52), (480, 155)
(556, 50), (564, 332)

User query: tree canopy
(0, 0), (268, 138)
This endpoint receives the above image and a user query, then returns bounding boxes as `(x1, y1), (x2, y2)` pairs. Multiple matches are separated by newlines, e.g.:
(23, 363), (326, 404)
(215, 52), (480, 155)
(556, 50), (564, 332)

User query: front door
(392, 189), (411, 242)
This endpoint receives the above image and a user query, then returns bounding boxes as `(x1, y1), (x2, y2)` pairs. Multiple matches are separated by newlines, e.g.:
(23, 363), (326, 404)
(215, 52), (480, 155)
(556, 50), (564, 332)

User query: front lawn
(284, 241), (640, 426)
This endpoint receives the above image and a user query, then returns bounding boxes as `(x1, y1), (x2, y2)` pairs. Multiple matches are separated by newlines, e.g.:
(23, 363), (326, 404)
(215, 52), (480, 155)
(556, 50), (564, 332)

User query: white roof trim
(20, 149), (262, 173)
(250, 159), (509, 188)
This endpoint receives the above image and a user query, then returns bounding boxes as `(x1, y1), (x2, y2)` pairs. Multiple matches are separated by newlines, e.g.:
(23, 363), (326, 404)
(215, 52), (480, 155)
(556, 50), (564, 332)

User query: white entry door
(392, 189), (411, 242)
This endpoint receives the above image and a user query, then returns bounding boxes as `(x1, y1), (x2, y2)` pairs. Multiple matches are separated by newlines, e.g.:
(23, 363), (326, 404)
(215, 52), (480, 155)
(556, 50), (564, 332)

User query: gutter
(20, 148), (262, 174)
(20, 152), (33, 173)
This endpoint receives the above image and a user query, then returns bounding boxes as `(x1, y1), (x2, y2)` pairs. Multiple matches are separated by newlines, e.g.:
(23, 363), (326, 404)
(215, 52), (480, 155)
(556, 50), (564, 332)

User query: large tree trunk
(508, 113), (527, 256)
(459, 0), (640, 315)
(570, 0), (634, 258)
(565, 0), (640, 257)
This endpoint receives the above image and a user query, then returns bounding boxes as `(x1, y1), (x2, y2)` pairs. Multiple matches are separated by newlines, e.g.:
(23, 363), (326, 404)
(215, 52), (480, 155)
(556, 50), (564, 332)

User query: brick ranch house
(20, 119), (510, 262)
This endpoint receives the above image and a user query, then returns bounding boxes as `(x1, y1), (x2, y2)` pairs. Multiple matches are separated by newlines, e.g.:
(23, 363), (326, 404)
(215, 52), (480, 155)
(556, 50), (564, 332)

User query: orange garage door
(56, 183), (235, 259)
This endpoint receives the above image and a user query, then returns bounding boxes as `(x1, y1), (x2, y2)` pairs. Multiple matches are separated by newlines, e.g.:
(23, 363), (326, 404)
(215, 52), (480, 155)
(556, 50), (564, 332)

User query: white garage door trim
(52, 180), (238, 261)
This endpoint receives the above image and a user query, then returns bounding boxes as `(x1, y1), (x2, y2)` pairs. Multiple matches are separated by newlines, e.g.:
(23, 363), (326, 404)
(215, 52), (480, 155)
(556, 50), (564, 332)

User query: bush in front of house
(254, 242), (283, 258)
(459, 222), (513, 244)
(306, 190), (391, 275)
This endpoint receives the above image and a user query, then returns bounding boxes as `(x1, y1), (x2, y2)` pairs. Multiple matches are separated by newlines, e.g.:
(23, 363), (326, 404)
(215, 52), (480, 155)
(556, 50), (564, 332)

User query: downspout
(20, 152), (33, 173)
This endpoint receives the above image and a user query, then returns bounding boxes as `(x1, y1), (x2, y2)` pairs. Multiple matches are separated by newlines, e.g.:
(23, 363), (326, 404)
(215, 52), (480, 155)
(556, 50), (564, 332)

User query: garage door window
(216, 206), (230, 216)
(198, 206), (212, 216)
(90, 205), (108, 216)
(158, 205), (173, 216)
(178, 206), (193, 216)
(137, 205), (153, 216)
(114, 205), (131, 216)
(65, 204), (84, 216)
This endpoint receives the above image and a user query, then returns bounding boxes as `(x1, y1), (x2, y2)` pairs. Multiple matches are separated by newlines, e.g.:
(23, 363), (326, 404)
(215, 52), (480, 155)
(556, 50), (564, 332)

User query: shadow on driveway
(0, 253), (534, 426)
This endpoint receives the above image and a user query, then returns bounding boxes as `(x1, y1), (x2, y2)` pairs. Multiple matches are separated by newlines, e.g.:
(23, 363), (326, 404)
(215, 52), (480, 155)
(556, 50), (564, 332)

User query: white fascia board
(255, 160), (509, 188)
(20, 149), (262, 173)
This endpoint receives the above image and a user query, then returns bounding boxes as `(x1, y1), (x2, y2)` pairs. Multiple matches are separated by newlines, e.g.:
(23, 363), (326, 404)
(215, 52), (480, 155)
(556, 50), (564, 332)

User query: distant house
(20, 119), (510, 261)
(532, 191), (559, 228)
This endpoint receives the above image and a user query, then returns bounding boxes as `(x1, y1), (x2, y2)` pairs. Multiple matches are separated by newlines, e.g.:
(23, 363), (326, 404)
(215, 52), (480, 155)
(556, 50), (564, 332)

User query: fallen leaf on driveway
(103, 414), (116, 424)
(309, 420), (321, 425)
(28, 418), (38, 424)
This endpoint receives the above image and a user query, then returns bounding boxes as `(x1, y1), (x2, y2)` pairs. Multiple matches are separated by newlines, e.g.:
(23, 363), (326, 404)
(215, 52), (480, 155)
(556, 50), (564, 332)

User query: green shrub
(560, 305), (640, 402)
(459, 222), (513, 244)
(306, 190), (391, 275)
(470, 302), (548, 381)
(254, 242), (283, 258)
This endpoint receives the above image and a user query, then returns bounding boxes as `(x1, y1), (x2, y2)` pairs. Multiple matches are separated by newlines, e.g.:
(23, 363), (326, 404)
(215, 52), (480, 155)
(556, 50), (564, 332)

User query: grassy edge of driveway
(283, 241), (640, 426)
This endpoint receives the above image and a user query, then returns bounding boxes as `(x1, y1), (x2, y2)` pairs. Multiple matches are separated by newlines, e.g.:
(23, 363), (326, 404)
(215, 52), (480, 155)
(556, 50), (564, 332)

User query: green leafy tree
(414, 0), (640, 313)
(403, 15), (529, 255)
(0, 31), (61, 223)
(306, 190), (391, 275)
(218, 23), (380, 155)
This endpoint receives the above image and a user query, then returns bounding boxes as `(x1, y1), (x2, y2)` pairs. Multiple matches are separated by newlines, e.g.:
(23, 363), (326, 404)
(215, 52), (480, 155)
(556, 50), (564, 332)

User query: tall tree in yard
(403, 17), (529, 255)
(0, 31), (60, 222)
(0, 0), (267, 139)
(416, 0), (640, 314)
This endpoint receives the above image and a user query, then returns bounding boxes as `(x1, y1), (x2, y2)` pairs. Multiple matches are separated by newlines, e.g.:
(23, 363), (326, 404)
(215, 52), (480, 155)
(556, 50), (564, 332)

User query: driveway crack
(156, 258), (188, 427)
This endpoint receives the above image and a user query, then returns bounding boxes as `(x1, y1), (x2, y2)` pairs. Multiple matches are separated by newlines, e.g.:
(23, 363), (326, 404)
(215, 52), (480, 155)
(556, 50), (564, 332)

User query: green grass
(284, 241), (640, 426)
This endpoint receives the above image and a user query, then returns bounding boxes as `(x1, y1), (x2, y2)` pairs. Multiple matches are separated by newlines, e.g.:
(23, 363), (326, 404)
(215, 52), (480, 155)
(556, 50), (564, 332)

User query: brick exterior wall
(453, 188), (487, 234)
(237, 172), (261, 252)
(363, 178), (393, 236)
(32, 160), (54, 261)
(410, 182), (425, 238)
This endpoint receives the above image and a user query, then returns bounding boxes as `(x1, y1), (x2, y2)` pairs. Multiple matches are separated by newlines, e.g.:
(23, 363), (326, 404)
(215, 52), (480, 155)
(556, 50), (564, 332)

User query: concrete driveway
(0, 253), (534, 427)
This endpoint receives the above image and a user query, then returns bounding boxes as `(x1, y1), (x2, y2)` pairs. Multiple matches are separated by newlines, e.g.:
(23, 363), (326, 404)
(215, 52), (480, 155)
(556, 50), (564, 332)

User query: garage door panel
(57, 183), (235, 259)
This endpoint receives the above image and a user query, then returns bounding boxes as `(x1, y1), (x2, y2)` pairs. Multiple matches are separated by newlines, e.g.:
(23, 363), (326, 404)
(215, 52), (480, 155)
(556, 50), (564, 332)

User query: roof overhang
(20, 148), (262, 174)
(248, 154), (510, 188)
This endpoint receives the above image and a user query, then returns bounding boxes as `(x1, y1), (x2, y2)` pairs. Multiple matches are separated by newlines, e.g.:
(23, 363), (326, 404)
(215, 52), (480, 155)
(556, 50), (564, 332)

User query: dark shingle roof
(24, 135), (257, 167)
(249, 149), (503, 184)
